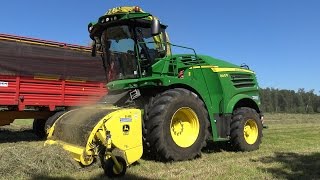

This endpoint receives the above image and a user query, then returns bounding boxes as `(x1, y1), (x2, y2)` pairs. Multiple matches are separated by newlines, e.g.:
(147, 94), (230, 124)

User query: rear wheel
(230, 107), (262, 151)
(45, 111), (65, 134)
(144, 88), (209, 161)
(33, 118), (46, 139)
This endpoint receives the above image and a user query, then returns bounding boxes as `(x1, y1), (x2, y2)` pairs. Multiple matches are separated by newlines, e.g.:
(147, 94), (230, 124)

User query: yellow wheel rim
(170, 107), (200, 148)
(244, 119), (258, 145)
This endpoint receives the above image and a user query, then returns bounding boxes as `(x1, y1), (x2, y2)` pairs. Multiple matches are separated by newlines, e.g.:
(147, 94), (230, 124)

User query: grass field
(0, 113), (319, 179)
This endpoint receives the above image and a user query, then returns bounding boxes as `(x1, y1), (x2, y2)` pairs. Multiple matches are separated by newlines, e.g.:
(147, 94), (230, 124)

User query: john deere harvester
(46, 6), (263, 177)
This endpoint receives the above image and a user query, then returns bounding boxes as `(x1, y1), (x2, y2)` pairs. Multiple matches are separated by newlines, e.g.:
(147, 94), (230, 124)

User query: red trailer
(0, 34), (107, 137)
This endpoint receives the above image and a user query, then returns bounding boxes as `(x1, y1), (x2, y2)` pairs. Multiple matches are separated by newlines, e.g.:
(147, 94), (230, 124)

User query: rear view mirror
(91, 37), (102, 57)
(151, 18), (160, 36)
(91, 40), (96, 57)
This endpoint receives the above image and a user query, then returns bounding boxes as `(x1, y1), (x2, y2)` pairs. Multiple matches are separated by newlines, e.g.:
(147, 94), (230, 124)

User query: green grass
(0, 114), (319, 179)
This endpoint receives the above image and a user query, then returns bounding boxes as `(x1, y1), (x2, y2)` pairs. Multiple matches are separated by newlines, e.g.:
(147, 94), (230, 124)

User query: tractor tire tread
(143, 88), (209, 161)
(230, 107), (262, 151)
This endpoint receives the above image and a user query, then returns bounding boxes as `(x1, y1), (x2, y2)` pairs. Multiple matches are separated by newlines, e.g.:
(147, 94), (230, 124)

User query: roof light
(88, 23), (93, 32)
(134, 6), (140, 12)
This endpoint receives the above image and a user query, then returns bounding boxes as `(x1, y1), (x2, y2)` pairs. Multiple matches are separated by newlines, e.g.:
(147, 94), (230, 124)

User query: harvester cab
(46, 6), (263, 178)
(89, 6), (170, 84)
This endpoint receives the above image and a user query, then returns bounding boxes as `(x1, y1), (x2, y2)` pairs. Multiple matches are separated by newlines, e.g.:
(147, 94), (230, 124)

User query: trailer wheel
(45, 111), (65, 134)
(230, 107), (263, 151)
(103, 156), (127, 178)
(144, 88), (209, 161)
(33, 118), (46, 139)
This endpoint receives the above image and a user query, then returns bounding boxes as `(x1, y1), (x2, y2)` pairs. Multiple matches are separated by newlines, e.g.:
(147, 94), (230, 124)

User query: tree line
(260, 88), (320, 113)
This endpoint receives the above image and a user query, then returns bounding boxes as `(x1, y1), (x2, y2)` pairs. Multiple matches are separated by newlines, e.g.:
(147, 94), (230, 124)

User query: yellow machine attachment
(45, 106), (143, 177)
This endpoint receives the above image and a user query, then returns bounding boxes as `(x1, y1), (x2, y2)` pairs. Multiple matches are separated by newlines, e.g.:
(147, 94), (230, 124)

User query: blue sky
(1, 1), (319, 92)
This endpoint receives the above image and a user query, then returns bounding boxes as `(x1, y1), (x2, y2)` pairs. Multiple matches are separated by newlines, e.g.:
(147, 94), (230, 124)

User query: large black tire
(144, 88), (209, 161)
(230, 107), (263, 151)
(33, 118), (46, 139)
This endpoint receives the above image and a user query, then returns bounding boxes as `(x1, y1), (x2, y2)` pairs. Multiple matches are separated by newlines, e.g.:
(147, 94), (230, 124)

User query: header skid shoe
(45, 107), (143, 176)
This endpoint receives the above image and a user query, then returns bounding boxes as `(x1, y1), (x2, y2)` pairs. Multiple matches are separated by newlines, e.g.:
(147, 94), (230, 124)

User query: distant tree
(259, 88), (320, 114)
(260, 88), (274, 112)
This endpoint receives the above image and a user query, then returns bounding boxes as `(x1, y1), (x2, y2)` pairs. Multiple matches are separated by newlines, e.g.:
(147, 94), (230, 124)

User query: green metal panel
(106, 53), (261, 141)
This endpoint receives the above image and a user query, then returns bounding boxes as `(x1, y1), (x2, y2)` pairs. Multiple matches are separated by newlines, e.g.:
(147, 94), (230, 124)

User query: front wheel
(230, 107), (263, 151)
(144, 88), (209, 161)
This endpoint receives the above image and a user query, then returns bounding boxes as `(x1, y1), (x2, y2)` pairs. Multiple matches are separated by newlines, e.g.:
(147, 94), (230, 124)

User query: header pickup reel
(45, 107), (143, 177)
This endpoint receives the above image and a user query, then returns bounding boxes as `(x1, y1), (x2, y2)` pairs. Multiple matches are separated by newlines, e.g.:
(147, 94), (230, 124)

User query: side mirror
(91, 40), (96, 57)
(151, 18), (161, 36)
(91, 37), (102, 57)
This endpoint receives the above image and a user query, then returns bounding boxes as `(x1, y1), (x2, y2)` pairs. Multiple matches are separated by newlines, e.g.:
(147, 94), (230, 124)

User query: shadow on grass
(91, 172), (154, 180)
(0, 129), (41, 143)
(202, 141), (233, 153)
(30, 176), (73, 180)
(254, 152), (320, 179)
(140, 140), (232, 162)
(31, 172), (153, 180)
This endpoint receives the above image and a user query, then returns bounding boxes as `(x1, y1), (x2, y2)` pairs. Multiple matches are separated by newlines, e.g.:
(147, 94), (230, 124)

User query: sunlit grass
(0, 113), (319, 179)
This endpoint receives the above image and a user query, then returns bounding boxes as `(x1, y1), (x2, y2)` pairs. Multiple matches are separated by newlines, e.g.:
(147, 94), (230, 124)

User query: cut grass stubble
(0, 114), (319, 179)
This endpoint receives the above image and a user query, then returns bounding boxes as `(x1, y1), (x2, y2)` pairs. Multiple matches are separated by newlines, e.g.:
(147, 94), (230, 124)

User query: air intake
(230, 73), (255, 88)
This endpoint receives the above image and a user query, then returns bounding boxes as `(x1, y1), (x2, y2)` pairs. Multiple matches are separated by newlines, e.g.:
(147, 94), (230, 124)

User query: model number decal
(120, 117), (132, 123)
(252, 96), (259, 100)
(220, 74), (229, 78)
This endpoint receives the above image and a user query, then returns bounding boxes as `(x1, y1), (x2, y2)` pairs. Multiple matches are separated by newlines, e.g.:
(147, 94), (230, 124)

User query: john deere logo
(123, 125), (130, 133)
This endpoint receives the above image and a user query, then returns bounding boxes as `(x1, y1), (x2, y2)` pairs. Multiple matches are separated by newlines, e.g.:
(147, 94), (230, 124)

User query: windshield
(99, 24), (168, 82)
(136, 27), (167, 67)
(101, 25), (137, 82)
